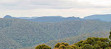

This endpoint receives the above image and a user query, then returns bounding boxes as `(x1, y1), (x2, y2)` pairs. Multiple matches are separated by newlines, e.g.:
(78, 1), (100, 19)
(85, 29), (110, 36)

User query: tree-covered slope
(0, 18), (111, 49)
(46, 31), (109, 48)
(35, 32), (111, 49)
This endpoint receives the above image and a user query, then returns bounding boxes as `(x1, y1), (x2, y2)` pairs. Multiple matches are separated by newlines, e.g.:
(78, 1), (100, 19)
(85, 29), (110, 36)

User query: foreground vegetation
(35, 32), (111, 49)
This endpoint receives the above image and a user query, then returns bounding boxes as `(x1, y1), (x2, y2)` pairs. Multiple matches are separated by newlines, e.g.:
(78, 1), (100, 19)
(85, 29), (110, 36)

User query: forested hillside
(35, 32), (111, 49)
(46, 31), (109, 48)
(0, 18), (111, 49)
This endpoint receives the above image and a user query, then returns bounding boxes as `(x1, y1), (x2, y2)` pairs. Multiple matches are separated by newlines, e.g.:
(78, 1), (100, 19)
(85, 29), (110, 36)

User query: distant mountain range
(3, 14), (111, 22)
(84, 14), (111, 22)
(3, 15), (81, 22)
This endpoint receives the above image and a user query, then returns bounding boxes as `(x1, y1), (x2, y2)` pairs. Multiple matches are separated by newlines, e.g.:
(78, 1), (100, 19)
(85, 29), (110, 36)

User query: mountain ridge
(3, 14), (111, 22)
(3, 15), (81, 22)
(84, 14), (111, 21)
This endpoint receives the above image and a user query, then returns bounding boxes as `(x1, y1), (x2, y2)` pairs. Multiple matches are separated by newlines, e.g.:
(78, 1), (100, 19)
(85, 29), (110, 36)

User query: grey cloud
(0, 0), (111, 10)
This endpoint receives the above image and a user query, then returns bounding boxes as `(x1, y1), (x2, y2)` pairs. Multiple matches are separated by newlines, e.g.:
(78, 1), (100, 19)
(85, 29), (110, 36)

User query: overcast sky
(0, 0), (111, 18)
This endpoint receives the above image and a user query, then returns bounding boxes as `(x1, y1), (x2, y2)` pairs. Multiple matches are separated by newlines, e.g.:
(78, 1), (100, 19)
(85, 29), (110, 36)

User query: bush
(35, 44), (51, 49)
(82, 44), (93, 49)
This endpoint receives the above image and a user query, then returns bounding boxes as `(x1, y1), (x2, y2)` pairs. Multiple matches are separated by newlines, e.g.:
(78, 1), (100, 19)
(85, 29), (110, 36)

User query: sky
(0, 0), (111, 18)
